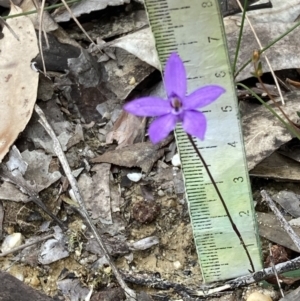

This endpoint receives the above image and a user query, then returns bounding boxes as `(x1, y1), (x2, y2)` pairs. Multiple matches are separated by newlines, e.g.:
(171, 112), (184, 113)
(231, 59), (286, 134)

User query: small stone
(103, 112), (111, 120)
(127, 172), (142, 182)
(246, 292), (272, 301)
(1, 233), (23, 253)
(173, 261), (181, 270)
(129, 77), (136, 85)
(171, 153), (181, 167)
(157, 190), (165, 196)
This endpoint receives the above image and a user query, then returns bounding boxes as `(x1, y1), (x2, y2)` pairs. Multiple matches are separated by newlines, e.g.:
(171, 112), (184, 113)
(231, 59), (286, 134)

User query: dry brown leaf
(90, 137), (173, 173)
(21, 0), (58, 32)
(77, 163), (112, 224)
(226, 22), (300, 81)
(0, 4), (39, 162)
(106, 111), (146, 148)
(257, 212), (300, 252)
(242, 92), (300, 170)
(250, 152), (300, 181)
(110, 28), (160, 70)
(53, 0), (131, 22)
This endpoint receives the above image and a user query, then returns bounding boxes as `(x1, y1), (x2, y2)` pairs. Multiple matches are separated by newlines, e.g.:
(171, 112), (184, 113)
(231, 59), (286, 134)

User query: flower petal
(124, 97), (171, 117)
(183, 85), (225, 110)
(164, 53), (187, 99)
(182, 110), (207, 140)
(148, 114), (178, 144)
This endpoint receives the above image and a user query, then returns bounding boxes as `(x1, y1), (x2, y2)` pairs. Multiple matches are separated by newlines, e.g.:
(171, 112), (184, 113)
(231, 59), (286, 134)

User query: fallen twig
(60, 0), (99, 48)
(0, 234), (53, 257)
(121, 254), (300, 297)
(0, 167), (66, 230)
(269, 243), (284, 298)
(34, 104), (136, 301)
(261, 189), (300, 251)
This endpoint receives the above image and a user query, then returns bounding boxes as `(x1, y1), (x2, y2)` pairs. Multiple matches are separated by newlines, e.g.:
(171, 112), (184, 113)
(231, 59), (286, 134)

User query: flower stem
(186, 134), (255, 273)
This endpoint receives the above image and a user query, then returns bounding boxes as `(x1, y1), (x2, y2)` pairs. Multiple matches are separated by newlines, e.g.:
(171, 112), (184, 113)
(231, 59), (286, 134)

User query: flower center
(170, 95), (183, 115)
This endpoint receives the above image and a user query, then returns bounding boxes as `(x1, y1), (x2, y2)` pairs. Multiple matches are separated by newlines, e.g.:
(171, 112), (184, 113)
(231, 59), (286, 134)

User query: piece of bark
(90, 136), (173, 173)
(250, 152), (300, 181)
(91, 287), (125, 301)
(242, 93), (300, 171)
(261, 190), (300, 252)
(0, 271), (58, 301)
(257, 212), (300, 252)
(272, 190), (300, 218)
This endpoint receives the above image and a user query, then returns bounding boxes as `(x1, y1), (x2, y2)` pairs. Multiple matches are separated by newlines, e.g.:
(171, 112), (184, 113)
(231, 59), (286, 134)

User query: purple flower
(124, 53), (225, 144)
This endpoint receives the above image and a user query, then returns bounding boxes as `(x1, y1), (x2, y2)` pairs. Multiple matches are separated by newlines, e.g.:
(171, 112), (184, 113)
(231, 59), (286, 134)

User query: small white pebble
(103, 112), (111, 119)
(1, 233), (23, 253)
(157, 190), (165, 197)
(171, 153), (181, 167)
(246, 292), (272, 301)
(127, 172), (142, 182)
(129, 77), (136, 85)
(173, 261), (181, 270)
(11, 271), (24, 282)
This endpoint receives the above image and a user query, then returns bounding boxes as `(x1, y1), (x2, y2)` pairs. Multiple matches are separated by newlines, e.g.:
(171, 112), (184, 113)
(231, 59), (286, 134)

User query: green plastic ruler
(144, 0), (262, 282)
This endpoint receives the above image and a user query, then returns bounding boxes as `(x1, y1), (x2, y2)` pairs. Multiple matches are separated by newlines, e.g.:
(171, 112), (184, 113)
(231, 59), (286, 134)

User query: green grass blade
(232, 0), (248, 74)
(235, 20), (300, 78)
(237, 83), (300, 140)
(3, 0), (80, 19)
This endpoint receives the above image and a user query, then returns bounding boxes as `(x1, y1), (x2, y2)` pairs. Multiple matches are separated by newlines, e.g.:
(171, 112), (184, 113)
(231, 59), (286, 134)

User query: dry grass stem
(33, 0), (48, 74)
(60, 0), (99, 47)
(268, 243), (284, 297)
(0, 16), (19, 40)
(235, 0), (285, 105)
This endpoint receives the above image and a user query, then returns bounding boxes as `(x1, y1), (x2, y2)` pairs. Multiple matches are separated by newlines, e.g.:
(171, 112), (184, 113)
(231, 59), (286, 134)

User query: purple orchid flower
(124, 53), (226, 144)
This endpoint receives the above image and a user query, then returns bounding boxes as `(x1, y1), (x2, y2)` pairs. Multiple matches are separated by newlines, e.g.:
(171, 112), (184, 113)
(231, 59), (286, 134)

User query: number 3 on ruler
(233, 177), (244, 183)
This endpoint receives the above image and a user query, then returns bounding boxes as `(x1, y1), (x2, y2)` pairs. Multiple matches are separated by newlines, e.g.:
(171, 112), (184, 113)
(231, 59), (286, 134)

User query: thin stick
(3, 0), (80, 20)
(234, 0), (285, 105)
(235, 20), (300, 79)
(268, 243), (284, 298)
(0, 234), (53, 257)
(36, 0), (48, 75)
(123, 252), (300, 297)
(0, 16), (19, 40)
(261, 190), (300, 251)
(0, 168), (66, 230)
(60, 0), (100, 48)
(34, 104), (136, 301)
(187, 134), (254, 272)
(237, 83), (300, 140)
(253, 60), (298, 129)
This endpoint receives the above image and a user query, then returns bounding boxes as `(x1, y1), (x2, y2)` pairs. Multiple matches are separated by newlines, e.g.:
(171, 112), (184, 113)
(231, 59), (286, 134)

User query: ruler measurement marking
(145, 0), (262, 282)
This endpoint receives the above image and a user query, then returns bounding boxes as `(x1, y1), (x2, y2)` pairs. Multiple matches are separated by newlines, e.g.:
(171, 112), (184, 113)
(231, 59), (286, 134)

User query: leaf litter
(0, 4), (39, 162)
(1, 1), (300, 300)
